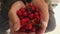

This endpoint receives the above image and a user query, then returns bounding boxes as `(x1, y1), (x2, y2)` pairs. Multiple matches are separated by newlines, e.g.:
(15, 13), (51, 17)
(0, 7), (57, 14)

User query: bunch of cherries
(17, 0), (41, 32)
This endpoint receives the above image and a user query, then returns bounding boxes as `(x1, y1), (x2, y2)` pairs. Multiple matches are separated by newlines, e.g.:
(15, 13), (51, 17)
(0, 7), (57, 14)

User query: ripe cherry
(31, 27), (36, 32)
(31, 6), (35, 11)
(35, 11), (39, 16)
(26, 18), (30, 22)
(20, 18), (27, 25)
(35, 16), (40, 19)
(26, 23), (32, 30)
(23, 12), (28, 17)
(20, 27), (26, 32)
(29, 14), (34, 19)
(28, 3), (32, 7)
(17, 11), (22, 17)
(20, 8), (25, 13)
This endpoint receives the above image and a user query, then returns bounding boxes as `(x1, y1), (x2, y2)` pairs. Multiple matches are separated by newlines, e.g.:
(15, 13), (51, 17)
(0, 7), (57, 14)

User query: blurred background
(52, 0), (60, 8)
(0, 0), (60, 34)
(45, 0), (60, 34)
(45, 3), (60, 34)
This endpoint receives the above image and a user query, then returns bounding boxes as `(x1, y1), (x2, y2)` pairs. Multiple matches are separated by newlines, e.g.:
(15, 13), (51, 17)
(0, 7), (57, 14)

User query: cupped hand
(8, 1), (27, 34)
(23, 0), (49, 34)
(31, 0), (49, 34)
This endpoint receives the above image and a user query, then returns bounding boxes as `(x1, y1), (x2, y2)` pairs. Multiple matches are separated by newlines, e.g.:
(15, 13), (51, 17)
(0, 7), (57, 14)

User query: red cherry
(20, 8), (25, 13)
(20, 27), (26, 32)
(26, 18), (30, 22)
(26, 24), (32, 30)
(29, 14), (34, 19)
(20, 18), (27, 25)
(35, 16), (40, 19)
(35, 16), (40, 23)
(28, 3), (32, 7)
(31, 6), (35, 11)
(20, 20), (24, 25)
(20, 29), (25, 32)
(23, 12), (28, 16)
(17, 11), (22, 16)
(19, 16), (23, 19)
(31, 27), (36, 32)
(35, 12), (39, 16)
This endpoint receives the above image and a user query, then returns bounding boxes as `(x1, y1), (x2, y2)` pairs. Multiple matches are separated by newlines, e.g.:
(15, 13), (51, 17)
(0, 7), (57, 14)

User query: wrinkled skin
(8, 0), (49, 34)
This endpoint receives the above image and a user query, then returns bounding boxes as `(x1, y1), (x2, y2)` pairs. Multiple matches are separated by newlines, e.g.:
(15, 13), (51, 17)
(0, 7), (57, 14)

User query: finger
(36, 32), (44, 34)
(36, 28), (45, 34)
(9, 21), (27, 34)
(28, 32), (36, 34)
(32, 0), (48, 10)
(14, 32), (27, 34)
(36, 22), (47, 34)
(8, 1), (25, 31)
(18, 32), (27, 34)
(9, 20), (14, 34)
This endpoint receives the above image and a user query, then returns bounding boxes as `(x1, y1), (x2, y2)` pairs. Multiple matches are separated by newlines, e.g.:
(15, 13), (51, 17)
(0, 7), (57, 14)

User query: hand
(25, 0), (49, 34)
(31, 0), (49, 34)
(8, 1), (27, 34)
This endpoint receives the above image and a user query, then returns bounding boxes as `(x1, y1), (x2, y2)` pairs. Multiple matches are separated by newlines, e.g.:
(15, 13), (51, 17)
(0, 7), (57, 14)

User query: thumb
(9, 11), (20, 31)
